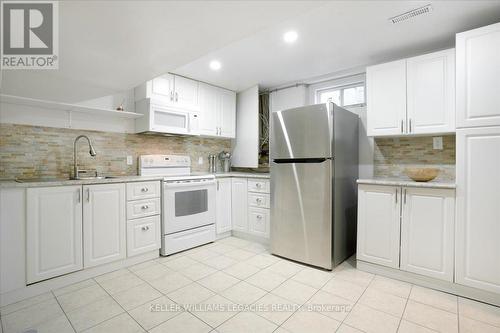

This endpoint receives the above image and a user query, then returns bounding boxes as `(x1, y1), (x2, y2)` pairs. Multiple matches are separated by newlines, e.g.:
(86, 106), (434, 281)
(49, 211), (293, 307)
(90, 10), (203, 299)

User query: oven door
(163, 180), (216, 234)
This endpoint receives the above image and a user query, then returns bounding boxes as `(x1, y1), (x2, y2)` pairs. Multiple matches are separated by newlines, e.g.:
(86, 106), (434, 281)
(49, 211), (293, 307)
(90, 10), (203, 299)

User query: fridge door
(271, 103), (333, 159)
(270, 158), (332, 269)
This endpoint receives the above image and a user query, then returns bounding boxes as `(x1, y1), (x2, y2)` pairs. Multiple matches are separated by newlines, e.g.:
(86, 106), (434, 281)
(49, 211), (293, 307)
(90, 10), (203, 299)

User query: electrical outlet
(433, 137), (443, 150)
(198, 156), (203, 165)
(126, 155), (133, 165)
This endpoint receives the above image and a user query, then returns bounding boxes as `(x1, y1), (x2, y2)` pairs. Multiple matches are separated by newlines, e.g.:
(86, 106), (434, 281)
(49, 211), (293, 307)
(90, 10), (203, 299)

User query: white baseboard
(1, 251), (159, 307)
(357, 260), (500, 307)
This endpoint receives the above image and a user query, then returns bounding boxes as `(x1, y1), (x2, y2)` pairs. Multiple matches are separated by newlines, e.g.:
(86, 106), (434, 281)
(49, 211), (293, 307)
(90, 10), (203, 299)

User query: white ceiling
(0, 1), (324, 102)
(174, 1), (500, 91)
(1, 1), (499, 101)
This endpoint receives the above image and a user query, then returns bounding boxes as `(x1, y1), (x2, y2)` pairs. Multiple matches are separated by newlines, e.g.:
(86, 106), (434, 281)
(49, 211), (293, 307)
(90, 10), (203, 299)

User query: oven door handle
(164, 179), (216, 188)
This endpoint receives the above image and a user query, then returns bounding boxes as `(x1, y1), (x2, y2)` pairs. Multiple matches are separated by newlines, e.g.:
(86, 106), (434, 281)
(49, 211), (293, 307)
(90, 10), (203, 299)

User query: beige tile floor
(1, 236), (500, 333)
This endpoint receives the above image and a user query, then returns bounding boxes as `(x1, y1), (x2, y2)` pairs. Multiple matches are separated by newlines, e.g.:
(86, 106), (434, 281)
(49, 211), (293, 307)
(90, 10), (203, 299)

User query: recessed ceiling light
(283, 30), (298, 43)
(209, 60), (221, 71)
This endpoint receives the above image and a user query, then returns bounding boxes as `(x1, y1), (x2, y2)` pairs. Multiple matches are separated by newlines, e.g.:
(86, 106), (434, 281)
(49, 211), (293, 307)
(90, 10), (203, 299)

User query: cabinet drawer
(248, 207), (270, 238)
(247, 179), (270, 193)
(126, 216), (160, 257)
(127, 198), (160, 220)
(248, 193), (270, 209)
(127, 181), (160, 200)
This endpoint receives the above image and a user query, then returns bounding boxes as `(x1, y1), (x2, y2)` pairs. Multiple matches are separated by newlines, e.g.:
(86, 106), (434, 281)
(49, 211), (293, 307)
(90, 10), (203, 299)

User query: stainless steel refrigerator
(270, 102), (358, 270)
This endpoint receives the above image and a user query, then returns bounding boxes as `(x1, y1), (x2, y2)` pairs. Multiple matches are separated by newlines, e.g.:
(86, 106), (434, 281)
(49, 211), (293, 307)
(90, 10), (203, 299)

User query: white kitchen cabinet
(357, 184), (401, 268)
(198, 82), (236, 138)
(232, 85), (259, 168)
(456, 127), (500, 293)
(456, 23), (500, 128)
(26, 186), (83, 284)
(367, 49), (456, 137)
(135, 74), (199, 112)
(231, 178), (248, 232)
(407, 49), (456, 134)
(127, 216), (161, 257)
(367, 60), (407, 136)
(400, 187), (455, 281)
(83, 183), (126, 268)
(248, 207), (270, 238)
(216, 178), (232, 234)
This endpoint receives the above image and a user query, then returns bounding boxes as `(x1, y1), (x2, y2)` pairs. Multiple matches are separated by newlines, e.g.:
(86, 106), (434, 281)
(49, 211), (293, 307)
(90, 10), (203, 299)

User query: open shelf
(0, 94), (143, 119)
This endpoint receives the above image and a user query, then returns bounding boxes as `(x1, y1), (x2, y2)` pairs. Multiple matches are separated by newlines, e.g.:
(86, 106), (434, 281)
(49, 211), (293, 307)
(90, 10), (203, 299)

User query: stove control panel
(139, 155), (191, 168)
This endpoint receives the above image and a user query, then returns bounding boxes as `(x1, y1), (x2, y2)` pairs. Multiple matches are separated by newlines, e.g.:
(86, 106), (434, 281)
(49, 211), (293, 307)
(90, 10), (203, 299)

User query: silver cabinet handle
(217, 180), (219, 191)
(256, 215), (263, 219)
(256, 183), (262, 188)
(404, 189), (407, 204)
(256, 198), (262, 203)
(395, 188), (398, 204)
(141, 187), (148, 192)
(175, 92), (178, 102)
(86, 188), (90, 202)
(409, 119), (412, 133)
(170, 91), (174, 102)
(141, 205), (149, 210)
(141, 226), (150, 231)
(77, 189), (81, 203)
(401, 120), (404, 133)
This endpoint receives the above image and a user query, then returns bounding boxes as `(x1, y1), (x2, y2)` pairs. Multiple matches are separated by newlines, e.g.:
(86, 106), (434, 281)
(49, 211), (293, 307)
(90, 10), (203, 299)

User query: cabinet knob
(141, 187), (148, 192)
(256, 215), (263, 219)
(256, 198), (262, 203)
(141, 226), (150, 231)
(256, 183), (261, 188)
(141, 205), (149, 210)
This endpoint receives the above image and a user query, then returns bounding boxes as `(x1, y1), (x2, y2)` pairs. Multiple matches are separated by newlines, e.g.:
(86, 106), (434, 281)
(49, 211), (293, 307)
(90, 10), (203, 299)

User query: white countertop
(357, 178), (456, 189)
(0, 172), (270, 189)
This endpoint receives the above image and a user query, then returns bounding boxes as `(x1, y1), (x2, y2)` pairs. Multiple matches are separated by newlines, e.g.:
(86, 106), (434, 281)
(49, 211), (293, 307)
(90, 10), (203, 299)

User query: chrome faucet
(73, 135), (97, 179)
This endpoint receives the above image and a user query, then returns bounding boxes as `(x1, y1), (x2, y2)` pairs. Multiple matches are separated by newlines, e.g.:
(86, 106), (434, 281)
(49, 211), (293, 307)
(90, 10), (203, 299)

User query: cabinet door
(198, 83), (218, 136)
(231, 178), (248, 232)
(219, 88), (236, 138)
(357, 184), (401, 268)
(456, 127), (500, 293)
(400, 188), (455, 281)
(151, 74), (175, 105)
(367, 60), (407, 136)
(456, 23), (500, 128)
(216, 178), (232, 234)
(26, 186), (83, 284)
(174, 75), (199, 111)
(127, 215), (161, 257)
(248, 207), (270, 238)
(407, 49), (456, 135)
(83, 184), (126, 268)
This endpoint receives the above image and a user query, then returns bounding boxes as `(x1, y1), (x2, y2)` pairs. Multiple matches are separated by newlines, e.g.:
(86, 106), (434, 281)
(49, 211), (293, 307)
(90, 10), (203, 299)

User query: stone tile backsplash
(374, 135), (456, 181)
(0, 124), (231, 179)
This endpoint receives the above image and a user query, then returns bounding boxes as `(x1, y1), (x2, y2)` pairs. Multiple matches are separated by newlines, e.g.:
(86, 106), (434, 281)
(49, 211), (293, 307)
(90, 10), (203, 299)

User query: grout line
(457, 296), (460, 333)
(396, 284), (412, 332)
(51, 290), (77, 333)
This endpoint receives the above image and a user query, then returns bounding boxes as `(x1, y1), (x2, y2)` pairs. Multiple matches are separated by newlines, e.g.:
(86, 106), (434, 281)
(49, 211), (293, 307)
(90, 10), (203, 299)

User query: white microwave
(135, 98), (199, 136)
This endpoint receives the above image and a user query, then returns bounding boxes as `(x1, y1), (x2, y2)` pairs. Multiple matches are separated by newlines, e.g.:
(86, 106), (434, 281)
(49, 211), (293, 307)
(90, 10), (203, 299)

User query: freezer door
(271, 103), (333, 159)
(270, 159), (332, 269)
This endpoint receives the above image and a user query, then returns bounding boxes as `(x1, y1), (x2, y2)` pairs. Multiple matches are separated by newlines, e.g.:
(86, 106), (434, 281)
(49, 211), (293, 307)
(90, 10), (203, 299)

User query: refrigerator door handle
(273, 157), (331, 164)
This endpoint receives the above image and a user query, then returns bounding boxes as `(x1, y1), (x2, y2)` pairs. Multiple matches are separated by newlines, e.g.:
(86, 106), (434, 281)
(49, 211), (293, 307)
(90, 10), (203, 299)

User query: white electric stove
(139, 155), (216, 256)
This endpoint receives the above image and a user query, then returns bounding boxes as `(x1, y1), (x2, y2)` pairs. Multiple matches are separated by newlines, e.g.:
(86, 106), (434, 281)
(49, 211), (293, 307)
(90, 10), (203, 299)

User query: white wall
(232, 85), (259, 168)
(270, 85), (308, 112)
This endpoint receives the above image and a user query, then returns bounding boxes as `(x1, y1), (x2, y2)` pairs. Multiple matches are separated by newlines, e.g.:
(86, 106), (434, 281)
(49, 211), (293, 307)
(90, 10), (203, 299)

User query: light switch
(433, 137), (443, 150)
(126, 155), (133, 165)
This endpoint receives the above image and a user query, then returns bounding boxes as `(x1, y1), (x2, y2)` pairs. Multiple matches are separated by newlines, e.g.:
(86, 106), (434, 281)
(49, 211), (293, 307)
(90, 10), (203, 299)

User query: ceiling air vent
(389, 4), (433, 24)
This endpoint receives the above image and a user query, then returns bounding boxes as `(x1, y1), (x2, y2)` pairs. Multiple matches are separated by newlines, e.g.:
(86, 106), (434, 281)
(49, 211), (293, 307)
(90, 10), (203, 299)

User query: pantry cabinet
(456, 22), (500, 128)
(357, 184), (455, 281)
(456, 127), (500, 293)
(367, 49), (456, 137)
(83, 184), (126, 268)
(357, 184), (401, 268)
(231, 178), (248, 232)
(400, 187), (455, 282)
(26, 186), (83, 284)
(198, 82), (236, 138)
(216, 178), (232, 234)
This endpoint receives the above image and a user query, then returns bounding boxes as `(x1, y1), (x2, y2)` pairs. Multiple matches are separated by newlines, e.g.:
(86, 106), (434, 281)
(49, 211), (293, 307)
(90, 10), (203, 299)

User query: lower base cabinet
(357, 184), (455, 282)
(216, 178), (232, 234)
(248, 207), (270, 238)
(127, 216), (161, 257)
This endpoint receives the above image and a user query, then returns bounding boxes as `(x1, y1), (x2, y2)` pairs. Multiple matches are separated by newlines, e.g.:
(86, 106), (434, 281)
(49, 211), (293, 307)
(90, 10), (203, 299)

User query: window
(316, 83), (365, 107)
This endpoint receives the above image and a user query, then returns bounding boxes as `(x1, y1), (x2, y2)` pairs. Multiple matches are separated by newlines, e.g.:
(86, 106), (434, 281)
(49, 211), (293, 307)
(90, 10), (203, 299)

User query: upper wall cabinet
(367, 49), (456, 137)
(198, 82), (236, 138)
(135, 74), (199, 112)
(456, 22), (500, 128)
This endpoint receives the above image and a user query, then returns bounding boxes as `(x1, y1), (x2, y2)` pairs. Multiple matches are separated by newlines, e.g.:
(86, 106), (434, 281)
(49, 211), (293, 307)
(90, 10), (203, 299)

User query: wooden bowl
(405, 168), (439, 182)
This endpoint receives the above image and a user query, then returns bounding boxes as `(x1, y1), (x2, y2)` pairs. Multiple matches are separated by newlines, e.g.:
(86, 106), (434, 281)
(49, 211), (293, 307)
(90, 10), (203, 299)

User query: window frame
(315, 81), (366, 108)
